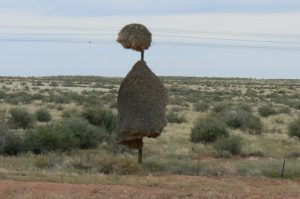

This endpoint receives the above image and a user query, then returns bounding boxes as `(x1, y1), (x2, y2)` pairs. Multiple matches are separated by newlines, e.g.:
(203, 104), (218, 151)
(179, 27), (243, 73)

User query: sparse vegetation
(0, 76), (299, 185)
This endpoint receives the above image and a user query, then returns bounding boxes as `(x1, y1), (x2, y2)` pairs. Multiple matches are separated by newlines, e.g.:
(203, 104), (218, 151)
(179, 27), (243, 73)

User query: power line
(0, 25), (299, 39)
(156, 41), (300, 51)
(0, 37), (300, 51)
(0, 32), (299, 45)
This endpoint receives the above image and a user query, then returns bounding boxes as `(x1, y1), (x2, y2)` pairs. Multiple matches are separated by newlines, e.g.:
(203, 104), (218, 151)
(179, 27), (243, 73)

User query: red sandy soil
(0, 175), (300, 199)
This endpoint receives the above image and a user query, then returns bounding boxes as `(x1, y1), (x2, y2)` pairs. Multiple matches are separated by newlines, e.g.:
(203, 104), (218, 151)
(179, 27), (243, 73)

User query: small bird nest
(117, 24), (152, 52)
(116, 61), (168, 149)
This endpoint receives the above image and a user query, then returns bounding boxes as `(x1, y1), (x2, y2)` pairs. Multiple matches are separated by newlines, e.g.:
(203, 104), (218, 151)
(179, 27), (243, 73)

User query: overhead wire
(0, 32), (298, 45)
(0, 24), (299, 38)
(0, 25), (299, 51)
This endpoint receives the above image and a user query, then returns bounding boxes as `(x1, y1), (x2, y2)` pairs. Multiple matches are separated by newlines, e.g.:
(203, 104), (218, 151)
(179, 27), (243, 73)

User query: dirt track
(0, 175), (300, 199)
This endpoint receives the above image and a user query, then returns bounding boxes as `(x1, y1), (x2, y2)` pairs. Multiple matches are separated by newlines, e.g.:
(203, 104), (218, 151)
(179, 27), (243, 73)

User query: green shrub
(53, 95), (70, 104)
(167, 111), (187, 124)
(62, 108), (80, 118)
(81, 107), (117, 132)
(0, 89), (6, 99)
(35, 108), (51, 122)
(62, 117), (109, 148)
(8, 107), (35, 129)
(194, 101), (209, 112)
(6, 92), (33, 105)
(236, 103), (252, 112)
(24, 116), (111, 153)
(213, 135), (243, 156)
(50, 81), (59, 87)
(0, 109), (6, 122)
(0, 123), (24, 155)
(288, 117), (300, 139)
(24, 124), (78, 154)
(277, 106), (291, 114)
(218, 109), (263, 134)
(258, 104), (277, 117)
(246, 115), (263, 135)
(245, 88), (257, 98)
(190, 117), (228, 143)
(212, 102), (232, 113)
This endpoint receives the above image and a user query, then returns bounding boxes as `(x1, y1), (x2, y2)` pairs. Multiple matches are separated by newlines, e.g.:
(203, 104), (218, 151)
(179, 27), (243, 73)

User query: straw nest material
(116, 60), (168, 149)
(117, 24), (152, 52)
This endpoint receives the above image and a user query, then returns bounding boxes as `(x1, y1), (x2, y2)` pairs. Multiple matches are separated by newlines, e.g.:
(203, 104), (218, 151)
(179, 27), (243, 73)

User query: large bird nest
(116, 61), (168, 149)
(117, 24), (152, 52)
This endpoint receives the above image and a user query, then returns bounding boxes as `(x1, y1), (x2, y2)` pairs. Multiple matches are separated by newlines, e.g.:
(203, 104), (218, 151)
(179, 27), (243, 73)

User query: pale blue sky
(0, 0), (300, 78)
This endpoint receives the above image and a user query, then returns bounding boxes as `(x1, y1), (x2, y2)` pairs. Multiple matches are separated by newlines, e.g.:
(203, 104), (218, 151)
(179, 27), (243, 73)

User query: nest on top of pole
(117, 23), (152, 52)
(116, 60), (168, 149)
(116, 23), (167, 165)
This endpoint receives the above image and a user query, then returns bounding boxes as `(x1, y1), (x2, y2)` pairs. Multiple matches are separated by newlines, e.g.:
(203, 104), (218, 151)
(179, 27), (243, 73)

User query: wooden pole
(197, 151), (200, 176)
(281, 154), (286, 179)
(138, 139), (144, 164)
(141, 51), (144, 61)
(138, 147), (143, 164)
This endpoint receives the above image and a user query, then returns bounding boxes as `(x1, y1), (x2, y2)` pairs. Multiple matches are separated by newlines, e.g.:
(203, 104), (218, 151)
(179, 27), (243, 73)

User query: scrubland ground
(0, 76), (300, 198)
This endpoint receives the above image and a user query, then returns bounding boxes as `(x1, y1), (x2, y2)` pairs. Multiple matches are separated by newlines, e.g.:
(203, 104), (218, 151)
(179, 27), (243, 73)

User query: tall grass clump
(190, 116), (228, 143)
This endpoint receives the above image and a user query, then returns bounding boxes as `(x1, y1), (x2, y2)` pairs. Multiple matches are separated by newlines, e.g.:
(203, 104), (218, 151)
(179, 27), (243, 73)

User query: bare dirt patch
(0, 175), (300, 199)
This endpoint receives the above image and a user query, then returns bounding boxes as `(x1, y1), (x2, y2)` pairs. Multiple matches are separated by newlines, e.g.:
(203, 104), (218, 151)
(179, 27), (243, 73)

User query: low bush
(24, 123), (78, 154)
(236, 103), (252, 112)
(258, 104), (277, 117)
(194, 101), (209, 112)
(53, 95), (70, 104)
(8, 107), (35, 129)
(213, 135), (243, 156)
(62, 117), (109, 148)
(0, 123), (24, 155)
(35, 108), (51, 122)
(190, 117), (228, 143)
(0, 89), (6, 99)
(218, 109), (263, 134)
(81, 106), (117, 132)
(62, 108), (80, 118)
(212, 102), (232, 113)
(288, 117), (300, 139)
(50, 81), (59, 87)
(167, 111), (187, 124)
(24, 117), (111, 153)
(277, 106), (291, 114)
